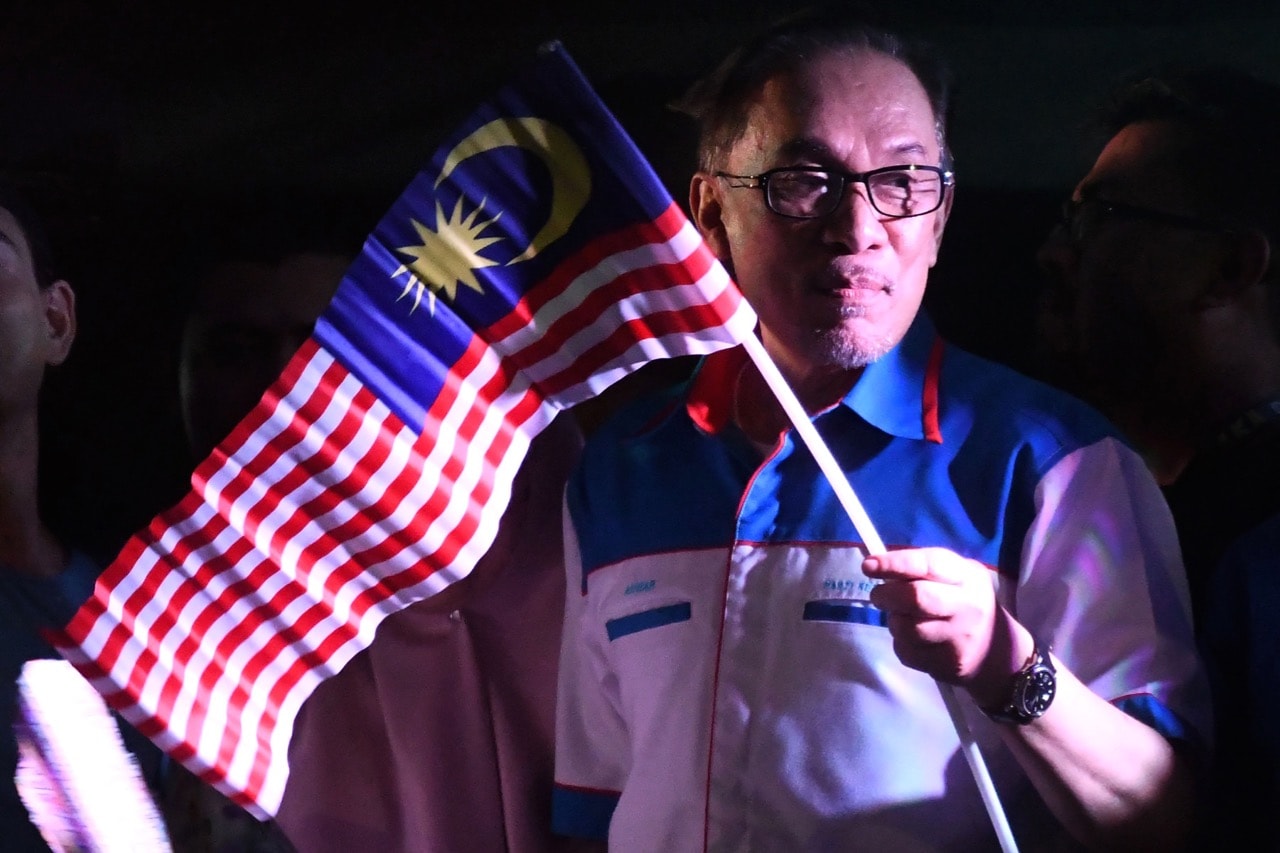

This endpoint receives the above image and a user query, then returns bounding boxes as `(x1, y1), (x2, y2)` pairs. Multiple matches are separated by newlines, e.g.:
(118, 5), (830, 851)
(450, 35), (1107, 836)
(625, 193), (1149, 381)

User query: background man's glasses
(715, 164), (953, 220)
(1060, 196), (1229, 243)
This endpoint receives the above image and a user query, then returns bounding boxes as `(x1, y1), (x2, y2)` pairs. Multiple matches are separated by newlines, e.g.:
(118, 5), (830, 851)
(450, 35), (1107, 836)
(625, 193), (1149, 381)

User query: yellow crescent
(435, 117), (591, 265)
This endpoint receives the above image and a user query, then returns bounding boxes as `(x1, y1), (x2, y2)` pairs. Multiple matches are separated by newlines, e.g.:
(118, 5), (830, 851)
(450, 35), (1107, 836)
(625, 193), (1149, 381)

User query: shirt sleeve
(552, 502), (627, 841)
(1014, 435), (1211, 749)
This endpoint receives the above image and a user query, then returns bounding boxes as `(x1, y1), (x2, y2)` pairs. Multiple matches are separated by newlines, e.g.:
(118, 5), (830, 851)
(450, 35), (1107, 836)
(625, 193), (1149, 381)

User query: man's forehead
(0, 207), (30, 256)
(1079, 120), (1195, 204)
(775, 135), (932, 163)
(735, 50), (938, 160)
(193, 253), (345, 323)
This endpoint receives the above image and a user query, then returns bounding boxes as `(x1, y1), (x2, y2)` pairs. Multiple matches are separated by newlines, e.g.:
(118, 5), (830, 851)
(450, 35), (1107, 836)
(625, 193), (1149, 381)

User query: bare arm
(1000, 653), (1195, 850)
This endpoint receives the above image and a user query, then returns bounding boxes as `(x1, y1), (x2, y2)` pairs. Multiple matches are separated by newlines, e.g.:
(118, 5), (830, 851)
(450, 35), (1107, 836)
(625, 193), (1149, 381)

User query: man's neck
(0, 412), (65, 578)
(1115, 368), (1280, 486)
(735, 356), (860, 447)
(1186, 316), (1280, 438)
(759, 334), (863, 412)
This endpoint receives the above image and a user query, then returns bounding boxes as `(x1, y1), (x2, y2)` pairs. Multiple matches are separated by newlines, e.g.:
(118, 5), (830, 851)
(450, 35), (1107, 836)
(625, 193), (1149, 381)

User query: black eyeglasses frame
(1060, 196), (1232, 243)
(714, 164), (954, 220)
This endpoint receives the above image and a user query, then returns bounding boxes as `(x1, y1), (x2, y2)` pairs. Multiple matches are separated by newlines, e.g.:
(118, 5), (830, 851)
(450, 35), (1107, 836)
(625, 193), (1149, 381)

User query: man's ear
(1196, 228), (1271, 308)
(1225, 228), (1271, 293)
(689, 172), (733, 264)
(42, 279), (76, 367)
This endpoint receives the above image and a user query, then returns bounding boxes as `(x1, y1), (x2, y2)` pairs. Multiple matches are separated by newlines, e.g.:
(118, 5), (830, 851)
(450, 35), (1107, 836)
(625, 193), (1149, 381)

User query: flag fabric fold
(51, 42), (756, 819)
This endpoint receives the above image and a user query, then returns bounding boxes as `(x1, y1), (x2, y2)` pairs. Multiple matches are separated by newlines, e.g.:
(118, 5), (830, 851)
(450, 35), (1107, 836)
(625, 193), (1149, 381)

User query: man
(1037, 65), (1280, 621)
(1036, 66), (1280, 843)
(0, 185), (74, 583)
(552, 14), (1207, 851)
(178, 238), (352, 464)
(0, 182), (166, 847)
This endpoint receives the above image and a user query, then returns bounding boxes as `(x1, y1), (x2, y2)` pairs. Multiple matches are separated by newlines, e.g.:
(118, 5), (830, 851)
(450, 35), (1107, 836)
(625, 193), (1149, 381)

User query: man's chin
(817, 329), (895, 370)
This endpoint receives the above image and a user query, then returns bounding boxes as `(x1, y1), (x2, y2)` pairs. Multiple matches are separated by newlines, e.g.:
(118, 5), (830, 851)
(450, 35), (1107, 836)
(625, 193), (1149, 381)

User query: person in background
(0, 181), (166, 849)
(179, 245), (351, 465)
(1036, 63), (1280, 845)
(552, 11), (1208, 850)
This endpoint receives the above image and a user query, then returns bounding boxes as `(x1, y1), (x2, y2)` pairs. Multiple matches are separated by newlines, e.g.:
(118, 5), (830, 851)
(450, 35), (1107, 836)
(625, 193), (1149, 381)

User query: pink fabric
(275, 415), (583, 852)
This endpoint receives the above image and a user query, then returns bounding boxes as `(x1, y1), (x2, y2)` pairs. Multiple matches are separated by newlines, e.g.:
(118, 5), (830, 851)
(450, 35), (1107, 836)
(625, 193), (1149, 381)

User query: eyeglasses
(1059, 196), (1229, 243)
(715, 164), (953, 220)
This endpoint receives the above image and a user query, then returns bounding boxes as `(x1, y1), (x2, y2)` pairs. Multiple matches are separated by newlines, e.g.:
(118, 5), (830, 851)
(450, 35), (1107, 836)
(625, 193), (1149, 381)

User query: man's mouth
(822, 264), (895, 296)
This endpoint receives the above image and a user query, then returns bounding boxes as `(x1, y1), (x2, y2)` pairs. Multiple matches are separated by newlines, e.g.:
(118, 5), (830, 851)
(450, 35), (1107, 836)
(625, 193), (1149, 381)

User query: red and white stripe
(55, 200), (755, 817)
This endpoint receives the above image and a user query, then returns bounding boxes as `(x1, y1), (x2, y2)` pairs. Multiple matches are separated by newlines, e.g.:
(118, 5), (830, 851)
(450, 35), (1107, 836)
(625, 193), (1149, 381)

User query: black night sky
(5, 0), (1279, 556)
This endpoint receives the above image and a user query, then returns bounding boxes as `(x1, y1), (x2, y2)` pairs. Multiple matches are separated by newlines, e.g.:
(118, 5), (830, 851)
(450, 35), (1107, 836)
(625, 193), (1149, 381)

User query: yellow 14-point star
(393, 196), (504, 314)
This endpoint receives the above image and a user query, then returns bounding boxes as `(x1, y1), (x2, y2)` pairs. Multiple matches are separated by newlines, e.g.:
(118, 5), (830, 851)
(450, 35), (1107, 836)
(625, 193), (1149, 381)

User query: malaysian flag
(50, 42), (756, 818)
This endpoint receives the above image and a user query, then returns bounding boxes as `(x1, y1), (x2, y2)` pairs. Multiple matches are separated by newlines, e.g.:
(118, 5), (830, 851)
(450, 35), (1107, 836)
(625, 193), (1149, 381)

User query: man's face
(1036, 120), (1224, 422)
(179, 252), (348, 460)
(0, 206), (71, 417)
(694, 50), (950, 379)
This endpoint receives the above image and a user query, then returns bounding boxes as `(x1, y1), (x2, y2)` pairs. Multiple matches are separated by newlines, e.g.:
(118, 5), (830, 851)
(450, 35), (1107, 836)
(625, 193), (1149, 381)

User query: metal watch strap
(981, 639), (1056, 726)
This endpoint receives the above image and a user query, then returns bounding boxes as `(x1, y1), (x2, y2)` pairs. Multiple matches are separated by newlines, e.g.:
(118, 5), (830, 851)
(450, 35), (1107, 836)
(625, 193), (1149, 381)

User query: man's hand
(864, 547), (1031, 709)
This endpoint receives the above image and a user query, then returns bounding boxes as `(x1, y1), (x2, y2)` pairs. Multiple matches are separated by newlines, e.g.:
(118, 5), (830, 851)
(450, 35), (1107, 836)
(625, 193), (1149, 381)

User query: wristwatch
(982, 639), (1056, 725)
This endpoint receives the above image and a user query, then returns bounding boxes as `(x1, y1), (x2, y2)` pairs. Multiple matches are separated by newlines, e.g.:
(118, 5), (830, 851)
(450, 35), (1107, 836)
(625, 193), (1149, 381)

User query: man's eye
(772, 172), (831, 197)
(874, 173), (918, 196)
(875, 172), (942, 203)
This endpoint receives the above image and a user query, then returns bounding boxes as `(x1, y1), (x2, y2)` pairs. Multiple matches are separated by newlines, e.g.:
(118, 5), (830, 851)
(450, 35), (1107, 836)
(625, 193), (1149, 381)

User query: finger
(889, 632), (967, 683)
(862, 548), (935, 582)
(863, 547), (978, 586)
(869, 578), (954, 618)
(883, 612), (965, 675)
(905, 617), (964, 647)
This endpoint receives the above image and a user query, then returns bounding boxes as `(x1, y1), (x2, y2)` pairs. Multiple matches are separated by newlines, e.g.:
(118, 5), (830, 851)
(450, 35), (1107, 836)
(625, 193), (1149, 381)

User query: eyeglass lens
(767, 168), (945, 218)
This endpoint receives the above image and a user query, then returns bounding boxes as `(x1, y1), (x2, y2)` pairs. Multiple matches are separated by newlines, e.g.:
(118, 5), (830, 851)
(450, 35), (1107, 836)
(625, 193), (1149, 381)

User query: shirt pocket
(801, 598), (887, 628)
(605, 601), (693, 641)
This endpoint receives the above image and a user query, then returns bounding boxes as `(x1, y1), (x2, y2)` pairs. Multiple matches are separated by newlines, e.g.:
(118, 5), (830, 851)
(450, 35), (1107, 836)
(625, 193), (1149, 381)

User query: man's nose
(823, 183), (887, 252)
(1036, 221), (1077, 274)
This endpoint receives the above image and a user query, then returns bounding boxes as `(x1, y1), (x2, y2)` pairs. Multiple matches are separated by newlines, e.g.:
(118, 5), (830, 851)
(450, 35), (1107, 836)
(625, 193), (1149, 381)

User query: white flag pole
(738, 332), (1019, 853)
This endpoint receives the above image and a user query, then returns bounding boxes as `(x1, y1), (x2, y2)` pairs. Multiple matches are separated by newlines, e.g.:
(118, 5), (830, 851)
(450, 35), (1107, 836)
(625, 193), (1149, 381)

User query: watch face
(1019, 666), (1056, 717)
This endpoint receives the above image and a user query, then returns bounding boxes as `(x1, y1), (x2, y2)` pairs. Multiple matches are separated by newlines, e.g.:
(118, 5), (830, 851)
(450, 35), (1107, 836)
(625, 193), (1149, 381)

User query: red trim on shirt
(923, 337), (944, 444)
(686, 346), (748, 435)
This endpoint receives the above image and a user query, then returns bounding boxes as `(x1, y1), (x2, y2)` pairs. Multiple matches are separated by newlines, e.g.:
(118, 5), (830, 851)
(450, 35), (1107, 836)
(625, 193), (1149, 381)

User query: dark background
(5, 0), (1280, 558)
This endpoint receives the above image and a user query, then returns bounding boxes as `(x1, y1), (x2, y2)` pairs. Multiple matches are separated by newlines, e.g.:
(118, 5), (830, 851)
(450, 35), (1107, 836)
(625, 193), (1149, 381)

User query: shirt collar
(686, 313), (943, 443)
(846, 312), (943, 443)
(686, 343), (748, 434)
